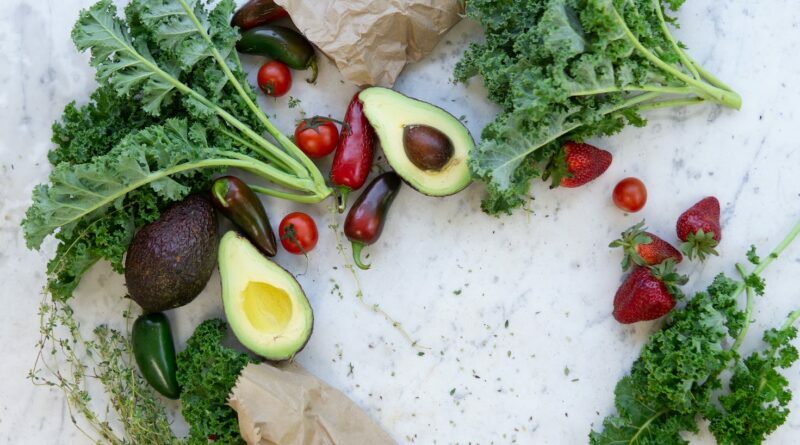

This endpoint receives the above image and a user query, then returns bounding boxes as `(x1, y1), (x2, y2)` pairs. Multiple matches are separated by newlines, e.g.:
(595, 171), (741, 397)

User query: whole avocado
(125, 195), (218, 312)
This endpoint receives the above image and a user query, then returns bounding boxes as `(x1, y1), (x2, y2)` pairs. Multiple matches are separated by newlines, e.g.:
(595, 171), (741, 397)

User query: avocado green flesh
(219, 232), (313, 361)
(359, 87), (473, 196)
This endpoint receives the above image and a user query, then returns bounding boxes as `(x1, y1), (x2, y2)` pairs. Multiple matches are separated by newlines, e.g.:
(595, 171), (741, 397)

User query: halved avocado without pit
(359, 87), (474, 196)
(219, 231), (313, 361)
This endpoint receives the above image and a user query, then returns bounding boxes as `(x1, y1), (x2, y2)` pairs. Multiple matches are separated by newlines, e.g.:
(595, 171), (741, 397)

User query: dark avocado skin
(125, 195), (218, 313)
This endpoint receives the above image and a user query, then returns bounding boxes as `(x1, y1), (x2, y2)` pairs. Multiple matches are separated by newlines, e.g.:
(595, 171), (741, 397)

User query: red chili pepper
(344, 172), (401, 270)
(331, 92), (376, 212)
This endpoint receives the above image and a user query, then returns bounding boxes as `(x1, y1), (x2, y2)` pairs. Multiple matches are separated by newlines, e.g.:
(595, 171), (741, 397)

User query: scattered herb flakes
(347, 362), (354, 377)
(449, 388), (456, 396)
(453, 289), (462, 296)
(563, 366), (570, 376)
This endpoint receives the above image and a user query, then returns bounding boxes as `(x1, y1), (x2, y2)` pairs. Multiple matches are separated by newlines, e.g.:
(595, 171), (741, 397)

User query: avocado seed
(403, 125), (454, 171)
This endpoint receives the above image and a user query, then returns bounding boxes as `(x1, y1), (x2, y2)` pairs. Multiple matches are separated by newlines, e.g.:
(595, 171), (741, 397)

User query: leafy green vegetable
(177, 319), (256, 445)
(590, 221), (800, 444)
(24, 0), (332, 299)
(455, 0), (741, 214)
(707, 313), (800, 444)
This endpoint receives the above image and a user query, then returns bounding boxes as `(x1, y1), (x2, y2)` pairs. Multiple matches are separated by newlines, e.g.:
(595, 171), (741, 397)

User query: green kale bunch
(24, 0), (331, 300)
(455, 0), (741, 214)
(177, 319), (257, 445)
(591, 221), (800, 444)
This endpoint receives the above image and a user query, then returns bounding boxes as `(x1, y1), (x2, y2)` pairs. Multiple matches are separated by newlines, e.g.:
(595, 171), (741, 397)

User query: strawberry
(676, 196), (721, 261)
(612, 261), (687, 324)
(559, 141), (612, 188)
(609, 221), (682, 270)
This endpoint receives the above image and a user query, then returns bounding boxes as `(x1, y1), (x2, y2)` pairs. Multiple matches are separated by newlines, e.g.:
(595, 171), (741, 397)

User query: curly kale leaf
(456, 0), (740, 214)
(590, 275), (742, 444)
(177, 319), (256, 445)
(28, 0), (269, 300)
(707, 315), (800, 445)
(24, 119), (219, 250)
(590, 376), (694, 445)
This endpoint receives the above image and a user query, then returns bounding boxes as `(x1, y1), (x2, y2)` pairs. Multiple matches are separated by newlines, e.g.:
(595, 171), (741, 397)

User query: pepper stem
(351, 242), (371, 270)
(336, 187), (350, 213)
(306, 58), (318, 84)
(210, 178), (231, 208)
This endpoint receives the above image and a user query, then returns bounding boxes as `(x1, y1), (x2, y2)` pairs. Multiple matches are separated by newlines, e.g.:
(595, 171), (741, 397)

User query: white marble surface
(2, 1), (800, 444)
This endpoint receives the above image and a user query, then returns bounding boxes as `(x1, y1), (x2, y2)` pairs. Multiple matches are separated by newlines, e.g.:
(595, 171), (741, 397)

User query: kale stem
(569, 85), (692, 97)
(635, 97), (705, 112)
(247, 185), (324, 204)
(217, 151), (314, 191)
(653, 0), (700, 79)
(733, 219), (800, 300)
(727, 219), (800, 351)
(783, 309), (800, 330)
(609, 5), (741, 109)
(216, 127), (292, 172)
(732, 263), (755, 352)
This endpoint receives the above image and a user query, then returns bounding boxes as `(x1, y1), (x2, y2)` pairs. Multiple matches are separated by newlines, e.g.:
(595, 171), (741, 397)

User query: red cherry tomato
(278, 212), (318, 254)
(613, 177), (648, 212)
(294, 117), (339, 158)
(257, 61), (291, 97)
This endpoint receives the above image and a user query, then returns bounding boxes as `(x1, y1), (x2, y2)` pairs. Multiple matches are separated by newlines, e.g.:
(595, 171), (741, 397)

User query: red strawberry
(609, 221), (682, 270)
(613, 261), (687, 324)
(676, 196), (721, 261)
(559, 141), (612, 188)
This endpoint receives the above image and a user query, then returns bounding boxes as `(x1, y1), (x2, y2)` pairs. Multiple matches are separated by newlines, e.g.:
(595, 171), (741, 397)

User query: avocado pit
(403, 125), (454, 171)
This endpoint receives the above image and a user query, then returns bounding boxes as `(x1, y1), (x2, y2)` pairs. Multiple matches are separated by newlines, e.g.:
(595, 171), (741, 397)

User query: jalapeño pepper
(132, 313), (180, 399)
(344, 172), (401, 270)
(231, 0), (289, 31)
(211, 176), (277, 257)
(237, 25), (318, 83)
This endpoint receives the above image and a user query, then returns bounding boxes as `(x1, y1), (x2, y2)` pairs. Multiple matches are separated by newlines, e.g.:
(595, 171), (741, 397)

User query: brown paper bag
(273, 0), (464, 87)
(228, 362), (397, 445)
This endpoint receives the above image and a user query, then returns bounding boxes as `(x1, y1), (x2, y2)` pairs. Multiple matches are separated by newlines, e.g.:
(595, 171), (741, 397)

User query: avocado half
(359, 87), (474, 196)
(219, 231), (313, 361)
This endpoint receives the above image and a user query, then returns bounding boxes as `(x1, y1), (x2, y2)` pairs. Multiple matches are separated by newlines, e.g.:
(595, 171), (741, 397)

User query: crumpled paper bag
(228, 362), (397, 445)
(273, 0), (464, 87)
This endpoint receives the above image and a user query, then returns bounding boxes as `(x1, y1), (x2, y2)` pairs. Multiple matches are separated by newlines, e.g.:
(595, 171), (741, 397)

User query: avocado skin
(125, 195), (218, 313)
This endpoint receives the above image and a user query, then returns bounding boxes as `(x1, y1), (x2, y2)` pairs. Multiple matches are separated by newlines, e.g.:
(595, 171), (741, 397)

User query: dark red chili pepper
(331, 92), (376, 212)
(344, 172), (401, 270)
(231, 0), (289, 31)
(210, 176), (277, 257)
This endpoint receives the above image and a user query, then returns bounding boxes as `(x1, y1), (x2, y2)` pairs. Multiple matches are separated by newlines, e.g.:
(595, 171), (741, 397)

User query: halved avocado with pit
(359, 87), (473, 196)
(219, 231), (313, 361)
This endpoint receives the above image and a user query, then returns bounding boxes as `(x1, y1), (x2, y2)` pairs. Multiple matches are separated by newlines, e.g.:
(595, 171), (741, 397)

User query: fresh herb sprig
(30, 299), (180, 444)
(455, 0), (741, 214)
(590, 220), (800, 444)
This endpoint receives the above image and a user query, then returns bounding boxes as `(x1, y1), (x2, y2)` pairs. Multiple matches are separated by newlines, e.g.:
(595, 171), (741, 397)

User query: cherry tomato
(294, 117), (339, 158)
(613, 177), (648, 212)
(257, 61), (291, 97)
(279, 212), (318, 254)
